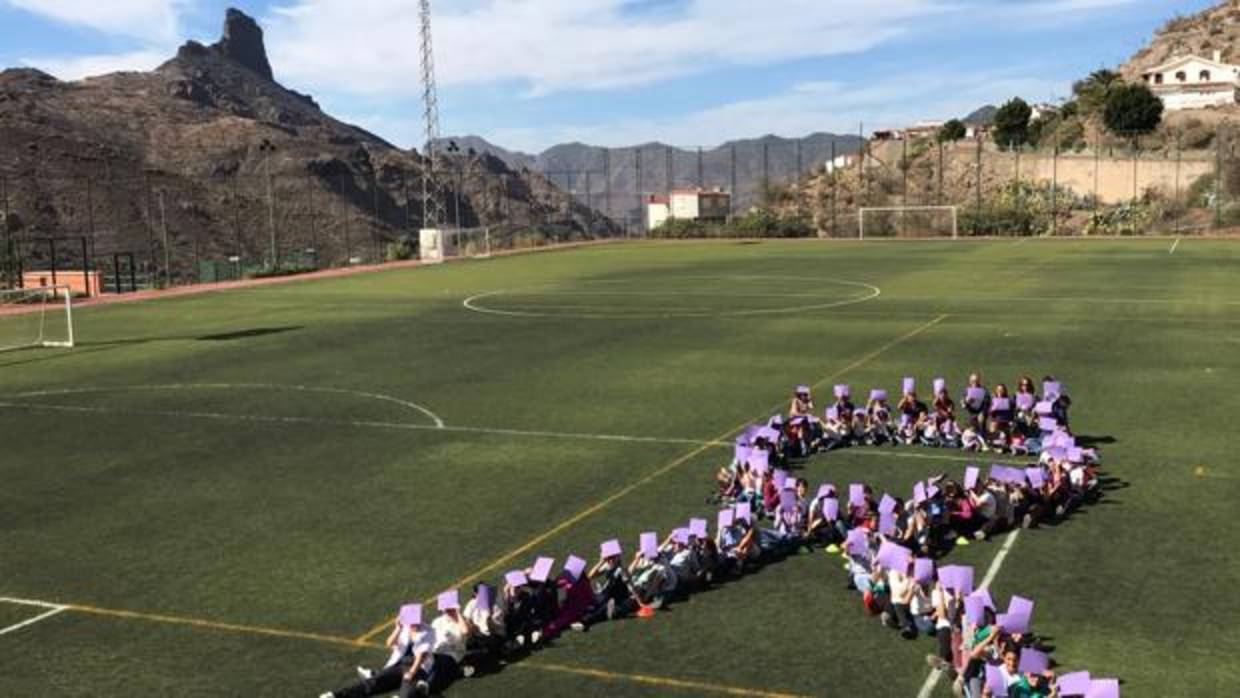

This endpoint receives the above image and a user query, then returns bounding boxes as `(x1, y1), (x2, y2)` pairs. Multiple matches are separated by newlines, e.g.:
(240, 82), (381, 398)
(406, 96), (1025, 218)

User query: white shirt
(385, 626), (435, 670)
(887, 570), (912, 604)
(431, 614), (467, 663)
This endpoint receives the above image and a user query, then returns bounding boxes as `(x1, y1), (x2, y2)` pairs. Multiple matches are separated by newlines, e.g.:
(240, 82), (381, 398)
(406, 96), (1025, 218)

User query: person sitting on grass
(426, 592), (474, 689)
(628, 543), (676, 610)
(542, 556), (593, 639)
(789, 384), (814, 418)
(896, 389), (929, 445)
(582, 542), (638, 625)
(849, 408), (869, 445)
(500, 570), (540, 651)
(865, 390), (894, 445)
(320, 604), (434, 698)
(462, 583), (505, 664)
(962, 373), (990, 431)
(956, 607), (1002, 698)
(716, 508), (759, 575)
(1014, 376), (1039, 434)
(924, 578), (959, 676)
(822, 407), (848, 449)
(981, 647), (1060, 698)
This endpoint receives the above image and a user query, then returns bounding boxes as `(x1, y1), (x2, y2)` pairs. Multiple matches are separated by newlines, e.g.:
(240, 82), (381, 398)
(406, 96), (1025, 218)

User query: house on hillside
(1140, 50), (1240, 110)
(824, 153), (857, 174)
(646, 188), (731, 231)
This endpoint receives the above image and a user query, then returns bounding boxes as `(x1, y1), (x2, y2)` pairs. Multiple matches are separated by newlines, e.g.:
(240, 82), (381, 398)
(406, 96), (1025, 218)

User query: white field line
(957, 294), (1240, 307)
(0, 598), (68, 638)
(0, 399), (1028, 468)
(914, 529), (1022, 698)
(1170, 237), (1181, 254)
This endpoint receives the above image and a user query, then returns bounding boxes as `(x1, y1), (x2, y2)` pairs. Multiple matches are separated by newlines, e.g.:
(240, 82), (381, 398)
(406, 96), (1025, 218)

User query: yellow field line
(58, 602), (372, 649)
(519, 661), (816, 698)
(355, 313), (950, 643)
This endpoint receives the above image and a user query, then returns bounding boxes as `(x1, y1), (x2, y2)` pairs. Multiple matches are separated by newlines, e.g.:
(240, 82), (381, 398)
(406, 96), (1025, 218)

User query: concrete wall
(990, 150), (1213, 204)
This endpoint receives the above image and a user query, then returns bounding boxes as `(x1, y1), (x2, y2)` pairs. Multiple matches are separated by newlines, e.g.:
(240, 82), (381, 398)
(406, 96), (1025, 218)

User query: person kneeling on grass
(320, 604), (434, 698)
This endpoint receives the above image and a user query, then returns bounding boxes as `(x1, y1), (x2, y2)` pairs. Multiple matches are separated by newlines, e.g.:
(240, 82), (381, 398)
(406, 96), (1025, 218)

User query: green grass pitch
(2, 238), (1239, 697)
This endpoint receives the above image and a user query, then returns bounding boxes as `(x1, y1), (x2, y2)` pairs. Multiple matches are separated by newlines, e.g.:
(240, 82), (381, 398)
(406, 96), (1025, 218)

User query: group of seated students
(321, 371), (1116, 698)
(779, 374), (1072, 456)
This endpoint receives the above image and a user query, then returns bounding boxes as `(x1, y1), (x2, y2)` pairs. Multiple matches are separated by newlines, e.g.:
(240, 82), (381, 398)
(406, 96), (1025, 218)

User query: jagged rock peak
(211, 8), (273, 81)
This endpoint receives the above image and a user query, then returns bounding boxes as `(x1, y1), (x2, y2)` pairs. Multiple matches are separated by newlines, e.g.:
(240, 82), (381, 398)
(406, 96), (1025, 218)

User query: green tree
(938, 119), (967, 142)
(992, 98), (1032, 150)
(1103, 83), (1164, 139)
(1072, 69), (1122, 114)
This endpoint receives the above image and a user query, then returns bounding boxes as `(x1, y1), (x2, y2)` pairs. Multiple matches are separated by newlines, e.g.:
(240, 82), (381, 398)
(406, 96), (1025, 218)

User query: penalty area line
(914, 528), (1022, 698)
(0, 606), (67, 638)
(519, 661), (815, 698)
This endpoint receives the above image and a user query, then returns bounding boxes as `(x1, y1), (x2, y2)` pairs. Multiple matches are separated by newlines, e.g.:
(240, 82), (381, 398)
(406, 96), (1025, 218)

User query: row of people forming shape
(771, 374), (1073, 456)
(828, 467), (1119, 697)
(321, 454), (1110, 698)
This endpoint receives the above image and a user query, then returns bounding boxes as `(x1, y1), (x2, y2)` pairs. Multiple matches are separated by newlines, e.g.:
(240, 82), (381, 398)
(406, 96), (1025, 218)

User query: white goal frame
(858, 206), (958, 240)
(0, 285), (75, 352)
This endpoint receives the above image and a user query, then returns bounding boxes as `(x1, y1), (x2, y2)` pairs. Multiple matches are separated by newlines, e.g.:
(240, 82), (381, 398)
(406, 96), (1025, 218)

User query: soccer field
(2, 238), (1238, 697)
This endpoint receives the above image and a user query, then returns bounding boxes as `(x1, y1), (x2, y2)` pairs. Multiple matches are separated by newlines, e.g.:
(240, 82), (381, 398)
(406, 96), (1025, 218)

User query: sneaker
(516, 634), (526, 647)
(414, 680), (430, 696)
(973, 530), (986, 541)
(1021, 513), (1034, 529)
(605, 598), (617, 620)
(925, 655), (949, 671)
(530, 631), (542, 645)
(951, 677), (965, 697)
(462, 665), (476, 678)
(356, 666), (373, 680)
(954, 536), (970, 547)
(319, 693), (335, 698)
(570, 622), (586, 632)
(880, 611), (893, 627)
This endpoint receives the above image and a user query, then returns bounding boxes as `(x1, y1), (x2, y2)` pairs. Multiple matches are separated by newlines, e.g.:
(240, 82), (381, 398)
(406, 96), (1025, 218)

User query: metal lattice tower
(419, 0), (448, 229)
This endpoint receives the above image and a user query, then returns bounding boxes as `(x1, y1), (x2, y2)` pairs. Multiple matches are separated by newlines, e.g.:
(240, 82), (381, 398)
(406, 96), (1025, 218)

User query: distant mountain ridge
(440, 132), (865, 216)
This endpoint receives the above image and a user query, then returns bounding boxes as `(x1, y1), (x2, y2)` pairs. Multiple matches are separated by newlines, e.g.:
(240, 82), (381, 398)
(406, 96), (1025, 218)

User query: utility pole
(603, 148), (612, 224)
(697, 146), (704, 189)
(419, 0), (448, 230)
(158, 188), (171, 287)
(729, 144), (737, 216)
(635, 148), (643, 234)
(260, 139), (278, 268)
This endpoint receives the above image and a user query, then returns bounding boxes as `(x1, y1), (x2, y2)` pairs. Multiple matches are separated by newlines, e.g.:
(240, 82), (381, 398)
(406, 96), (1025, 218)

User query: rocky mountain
(440, 132), (865, 220)
(0, 9), (606, 282)
(1121, 1), (1240, 80)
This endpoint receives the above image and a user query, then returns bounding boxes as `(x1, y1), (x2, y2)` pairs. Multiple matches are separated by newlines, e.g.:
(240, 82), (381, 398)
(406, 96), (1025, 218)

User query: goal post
(0, 285), (75, 352)
(858, 206), (958, 240)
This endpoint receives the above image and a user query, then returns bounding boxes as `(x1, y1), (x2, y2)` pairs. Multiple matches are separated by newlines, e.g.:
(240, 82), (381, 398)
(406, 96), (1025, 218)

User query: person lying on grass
(319, 604), (434, 698)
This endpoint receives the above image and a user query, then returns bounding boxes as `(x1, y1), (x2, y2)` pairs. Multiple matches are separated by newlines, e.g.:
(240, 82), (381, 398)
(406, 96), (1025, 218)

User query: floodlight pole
(419, 0), (448, 231)
(260, 140), (278, 269)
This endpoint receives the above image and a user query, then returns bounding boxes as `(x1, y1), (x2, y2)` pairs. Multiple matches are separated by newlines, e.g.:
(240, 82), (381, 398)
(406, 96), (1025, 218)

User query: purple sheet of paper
(936, 566), (958, 590)
(748, 449), (770, 473)
(985, 664), (1010, 697)
(997, 611), (1030, 634)
(845, 528), (868, 557)
(475, 585), (492, 612)
(1084, 679), (1119, 698)
(876, 541), (911, 572)
(1056, 672), (1092, 696)
(563, 555), (587, 581)
(530, 556), (555, 583)
(826, 406), (839, 420)
(398, 603), (422, 627)
(437, 589), (460, 611)
(849, 483), (865, 508)
(973, 588), (996, 610)
(600, 539), (622, 558)
(779, 489), (796, 511)
(672, 528), (690, 545)
(834, 383), (849, 398)
(913, 558), (935, 584)
(768, 414), (783, 427)
(1067, 447), (1084, 463)
(870, 388), (887, 402)
(796, 384), (810, 394)
(1025, 467), (1045, 488)
(735, 501), (752, 523)
(879, 493), (897, 513)
(1043, 381), (1061, 398)
(903, 377), (915, 394)
(1039, 417), (1058, 432)
(1016, 393), (1035, 410)
(718, 509), (735, 529)
(505, 569), (529, 588)
(966, 387), (985, 404)
(913, 481), (927, 504)
(1035, 401), (1053, 415)
(927, 483), (940, 498)
(991, 397), (1011, 412)
(939, 565), (974, 594)
(817, 484), (834, 499)
(734, 444), (751, 465)
(758, 426), (782, 442)
(1007, 595), (1034, 621)
(933, 377), (946, 394)
(639, 532), (659, 560)
(1018, 648), (1049, 674)
(879, 510), (897, 536)
(823, 498), (840, 521)
(964, 594), (986, 625)
(773, 469), (788, 489)
(689, 518), (708, 539)
(965, 466), (980, 489)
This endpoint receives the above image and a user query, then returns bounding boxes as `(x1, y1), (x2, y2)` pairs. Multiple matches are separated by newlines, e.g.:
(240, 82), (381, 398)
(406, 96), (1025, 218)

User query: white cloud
(4, 0), (183, 41)
(21, 49), (169, 81)
(266, 0), (948, 97)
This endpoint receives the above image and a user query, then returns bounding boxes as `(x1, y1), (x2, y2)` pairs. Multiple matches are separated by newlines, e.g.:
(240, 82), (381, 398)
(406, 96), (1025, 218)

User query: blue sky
(0, 0), (1220, 153)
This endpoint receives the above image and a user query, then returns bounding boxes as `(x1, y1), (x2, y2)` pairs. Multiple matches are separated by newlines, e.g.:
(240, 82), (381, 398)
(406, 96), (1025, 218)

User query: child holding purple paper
(321, 605), (435, 698)
(981, 647), (1061, 698)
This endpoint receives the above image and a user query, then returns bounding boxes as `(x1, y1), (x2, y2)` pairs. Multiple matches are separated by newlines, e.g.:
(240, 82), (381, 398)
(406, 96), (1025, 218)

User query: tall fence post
(1215, 125), (1224, 228)
(1051, 134), (1059, 237)
(974, 135), (983, 235)
(1174, 137), (1182, 236)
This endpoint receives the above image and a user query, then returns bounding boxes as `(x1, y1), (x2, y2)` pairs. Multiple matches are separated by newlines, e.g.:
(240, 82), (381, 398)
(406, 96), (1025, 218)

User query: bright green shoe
(955, 536), (970, 547)
(825, 544), (840, 554)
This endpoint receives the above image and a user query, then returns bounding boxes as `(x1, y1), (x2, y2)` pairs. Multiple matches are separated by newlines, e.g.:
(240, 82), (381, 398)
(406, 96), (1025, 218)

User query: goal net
(419, 227), (492, 264)
(0, 285), (75, 353)
(858, 206), (958, 239)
